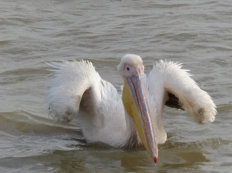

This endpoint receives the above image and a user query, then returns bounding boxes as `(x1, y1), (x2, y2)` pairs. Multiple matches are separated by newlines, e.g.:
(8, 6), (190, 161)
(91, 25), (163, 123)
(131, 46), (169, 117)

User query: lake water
(0, 0), (232, 172)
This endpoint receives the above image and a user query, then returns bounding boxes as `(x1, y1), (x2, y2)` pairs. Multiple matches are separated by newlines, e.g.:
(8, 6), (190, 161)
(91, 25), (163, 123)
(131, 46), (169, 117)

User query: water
(0, 0), (231, 172)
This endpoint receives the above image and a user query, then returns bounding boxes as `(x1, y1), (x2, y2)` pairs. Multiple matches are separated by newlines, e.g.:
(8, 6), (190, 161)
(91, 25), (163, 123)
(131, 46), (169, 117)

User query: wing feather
(47, 60), (101, 122)
(148, 60), (217, 124)
(47, 60), (132, 147)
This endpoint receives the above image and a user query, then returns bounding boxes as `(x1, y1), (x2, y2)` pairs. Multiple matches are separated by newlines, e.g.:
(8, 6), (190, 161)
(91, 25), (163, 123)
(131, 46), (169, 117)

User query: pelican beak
(122, 74), (158, 164)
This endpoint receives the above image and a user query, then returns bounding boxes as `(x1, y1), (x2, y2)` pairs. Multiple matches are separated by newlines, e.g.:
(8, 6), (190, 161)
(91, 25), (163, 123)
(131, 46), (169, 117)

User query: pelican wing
(147, 60), (216, 124)
(47, 60), (131, 147)
(47, 60), (122, 122)
(47, 60), (102, 122)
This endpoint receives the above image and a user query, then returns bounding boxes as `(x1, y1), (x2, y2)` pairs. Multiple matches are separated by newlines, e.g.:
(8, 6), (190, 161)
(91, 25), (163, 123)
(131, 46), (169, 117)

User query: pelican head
(118, 54), (158, 163)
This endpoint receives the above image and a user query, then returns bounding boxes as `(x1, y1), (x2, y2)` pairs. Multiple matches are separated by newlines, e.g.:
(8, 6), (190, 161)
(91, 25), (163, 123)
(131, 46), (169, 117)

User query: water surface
(0, 0), (232, 172)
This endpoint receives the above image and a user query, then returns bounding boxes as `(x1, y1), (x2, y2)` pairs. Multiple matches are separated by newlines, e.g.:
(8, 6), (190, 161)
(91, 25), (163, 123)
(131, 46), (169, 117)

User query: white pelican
(47, 54), (216, 163)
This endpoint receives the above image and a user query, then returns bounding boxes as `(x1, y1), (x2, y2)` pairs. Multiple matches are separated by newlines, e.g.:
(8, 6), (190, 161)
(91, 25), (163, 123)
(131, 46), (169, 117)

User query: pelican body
(47, 54), (216, 163)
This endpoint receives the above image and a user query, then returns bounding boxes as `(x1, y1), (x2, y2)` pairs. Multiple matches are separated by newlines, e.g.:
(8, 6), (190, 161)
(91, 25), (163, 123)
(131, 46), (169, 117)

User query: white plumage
(47, 55), (216, 148)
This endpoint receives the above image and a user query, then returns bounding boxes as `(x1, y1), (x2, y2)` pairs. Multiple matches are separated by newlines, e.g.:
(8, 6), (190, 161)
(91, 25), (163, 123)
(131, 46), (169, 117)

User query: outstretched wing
(47, 60), (102, 122)
(47, 60), (131, 147)
(147, 60), (216, 124)
(47, 60), (124, 122)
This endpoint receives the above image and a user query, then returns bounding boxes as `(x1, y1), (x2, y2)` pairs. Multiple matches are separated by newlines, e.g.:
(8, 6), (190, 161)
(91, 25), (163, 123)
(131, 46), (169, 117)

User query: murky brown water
(0, 0), (232, 172)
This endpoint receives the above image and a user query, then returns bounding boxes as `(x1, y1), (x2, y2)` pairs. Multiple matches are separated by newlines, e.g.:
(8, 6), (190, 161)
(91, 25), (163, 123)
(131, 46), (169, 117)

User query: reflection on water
(0, 0), (232, 172)
(0, 110), (228, 172)
(0, 139), (220, 172)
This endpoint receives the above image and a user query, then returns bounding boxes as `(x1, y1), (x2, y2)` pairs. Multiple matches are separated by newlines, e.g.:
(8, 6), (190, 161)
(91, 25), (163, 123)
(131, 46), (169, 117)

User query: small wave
(0, 111), (81, 135)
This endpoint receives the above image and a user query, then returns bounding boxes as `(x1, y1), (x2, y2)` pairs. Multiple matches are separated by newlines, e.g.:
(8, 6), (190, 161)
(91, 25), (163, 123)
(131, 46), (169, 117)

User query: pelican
(47, 54), (216, 163)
